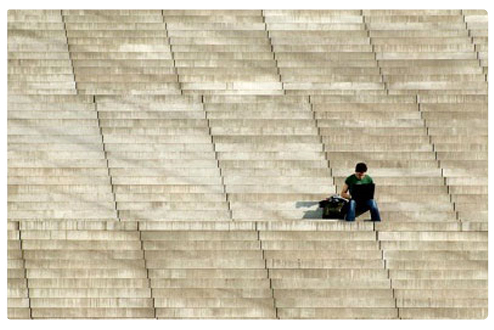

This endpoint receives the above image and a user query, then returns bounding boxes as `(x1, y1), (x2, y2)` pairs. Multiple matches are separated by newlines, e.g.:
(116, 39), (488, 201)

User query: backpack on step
(319, 195), (349, 219)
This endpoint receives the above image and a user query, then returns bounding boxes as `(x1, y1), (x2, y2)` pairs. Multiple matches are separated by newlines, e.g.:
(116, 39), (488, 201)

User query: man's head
(355, 162), (368, 180)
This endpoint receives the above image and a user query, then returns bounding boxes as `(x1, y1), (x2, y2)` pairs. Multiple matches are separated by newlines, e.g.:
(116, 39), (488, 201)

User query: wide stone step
(384, 250), (487, 260)
(386, 260), (487, 270)
(24, 250), (142, 261)
(111, 177), (223, 185)
(31, 307), (154, 318)
(150, 278), (270, 287)
(148, 269), (267, 278)
(154, 297), (272, 309)
(27, 278), (150, 288)
(22, 240), (142, 250)
(30, 298), (153, 308)
(119, 210), (231, 221)
(156, 307), (275, 319)
(397, 298), (487, 308)
(276, 297), (395, 308)
(144, 250), (262, 259)
(267, 259), (384, 269)
(264, 250), (382, 260)
(392, 279), (487, 289)
(381, 241), (487, 251)
(398, 308), (486, 319)
(20, 230), (139, 240)
(277, 307), (398, 319)
(119, 201), (229, 211)
(153, 288), (272, 298)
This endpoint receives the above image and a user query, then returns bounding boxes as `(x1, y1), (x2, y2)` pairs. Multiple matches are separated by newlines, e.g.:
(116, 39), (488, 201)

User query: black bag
(319, 195), (349, 219)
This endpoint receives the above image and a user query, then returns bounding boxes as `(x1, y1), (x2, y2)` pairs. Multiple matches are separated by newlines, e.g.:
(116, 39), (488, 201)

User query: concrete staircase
(7, 9), (488, 319)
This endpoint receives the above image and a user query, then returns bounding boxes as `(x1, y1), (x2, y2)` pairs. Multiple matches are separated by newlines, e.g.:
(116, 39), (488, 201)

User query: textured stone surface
(7, 9), (488, 319)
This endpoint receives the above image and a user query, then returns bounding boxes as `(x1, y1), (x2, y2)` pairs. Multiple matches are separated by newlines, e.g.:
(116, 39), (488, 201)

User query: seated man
(340, 162), (381, 222)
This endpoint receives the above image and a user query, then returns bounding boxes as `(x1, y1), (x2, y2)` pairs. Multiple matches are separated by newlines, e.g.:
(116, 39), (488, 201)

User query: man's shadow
(295, 201), (323, 219)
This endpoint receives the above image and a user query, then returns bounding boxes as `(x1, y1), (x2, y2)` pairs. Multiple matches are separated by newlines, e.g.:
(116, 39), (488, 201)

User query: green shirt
(345, 174), (373, 196)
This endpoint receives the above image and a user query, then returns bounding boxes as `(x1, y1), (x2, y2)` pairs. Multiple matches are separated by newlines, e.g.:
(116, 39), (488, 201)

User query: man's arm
(341, 183), (351, 199)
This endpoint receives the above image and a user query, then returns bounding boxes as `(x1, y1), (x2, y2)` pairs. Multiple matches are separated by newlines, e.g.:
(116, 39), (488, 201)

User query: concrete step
(8, 168), (109, 177)
(62, 10), (162, 15)
(381, 241), (487, 251)
(225, 184), (332, 194)
(29, 287), (150, 297)
(392, 279), (487, 289)
(271, 278), (391, 289)
(64, 15), (163, 23)
(207, 110), (313, 119)
(154, 288), (271, 298)
(379, 231), (487, 241)
(264, 250), (382, 260)
(20, 230), (138, 240)
(8, 307), (31, 319)
(224, 176), (329, 184)
(145, 241), (261, 251)
(105, 151), (216, 160)
(276, 297), (395, 308)
(22, 240), (142, 251)
(398, 308), (486, 319)
(8, 201), (116, 211)
(259, 241), (379, 251)
(112, 185), (225, 194)
(277, 307), (398, 319)
(384, 250), (487, 261)
(270, 269), (388, 279)
(219, 159), (328, 169)
(317, 113), (422, 123)
(156, 307), (275, 319)
(108, 167), (220, 176)
(142, 230), (257, 241)
(17, 220), (137, 231)
(9, 184), (113, 194)
(221, 168), (330, 177)
(111, 177), (223, 185)
(148, 269), (267, 278)
(389, 269), (487, 279)
(31, 307), (154, 318)
(27, 278), (149, 288)
(155, 297), (273, 308)
(119, 210), (231, 221)
(216, 152), (324, 160)
(24, 250), (143, 260)
(114, 193), (226, 202)
(386, 260), (487, 270)
(30, 298), (153, 308)
(150, 278), (269, 287)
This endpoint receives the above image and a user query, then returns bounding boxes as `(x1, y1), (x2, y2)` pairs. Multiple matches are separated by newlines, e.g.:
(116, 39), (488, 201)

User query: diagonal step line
(138, 221), (156, 318)
(94, 95), (120, 221)
(416, 95), (460, 224)
(18, 224), (33, 319)
(262, 10), (284, 94)
(376, 229), (399, 319)
(309, 95), (333, 186)
(61, 10), (77, 95)
(163, 11), (182, 95)
(202, 95), (233, 221)
(256, 223), (278, 319)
